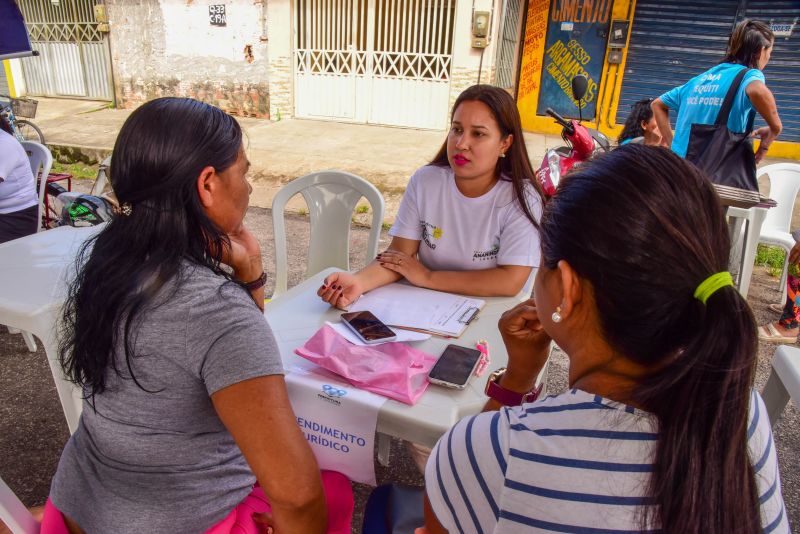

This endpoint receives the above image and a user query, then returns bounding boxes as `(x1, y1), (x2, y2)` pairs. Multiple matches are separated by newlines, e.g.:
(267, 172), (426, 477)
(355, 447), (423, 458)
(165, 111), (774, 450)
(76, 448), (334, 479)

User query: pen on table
(475, 339), (490, 376)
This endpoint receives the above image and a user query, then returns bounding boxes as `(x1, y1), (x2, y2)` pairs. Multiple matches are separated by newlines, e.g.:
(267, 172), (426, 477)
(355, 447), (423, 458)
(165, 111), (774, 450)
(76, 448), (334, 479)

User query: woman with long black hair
(318, 84), (545, 307)
(652, 19), (782, 163)
(424, 145), (787, 533)
(46, 97), (351, 533)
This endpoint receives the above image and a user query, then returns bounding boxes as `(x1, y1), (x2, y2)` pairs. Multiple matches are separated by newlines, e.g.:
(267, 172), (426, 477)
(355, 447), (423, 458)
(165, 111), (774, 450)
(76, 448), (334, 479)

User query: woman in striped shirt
(424, 145), (788, 533)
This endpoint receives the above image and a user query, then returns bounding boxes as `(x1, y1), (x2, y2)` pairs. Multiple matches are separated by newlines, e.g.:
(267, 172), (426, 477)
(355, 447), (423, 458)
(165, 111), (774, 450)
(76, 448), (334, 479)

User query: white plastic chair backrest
(271, 170), (385, 297)
(760, 163), (800, 235)
(20, 141), (53, 233)
(0, 475), (39, 534)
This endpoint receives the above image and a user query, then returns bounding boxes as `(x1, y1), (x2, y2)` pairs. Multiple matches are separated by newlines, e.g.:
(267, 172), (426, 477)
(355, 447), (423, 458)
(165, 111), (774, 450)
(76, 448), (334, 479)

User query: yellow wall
(517, 0), (635, 136)
(2, 60), (17, 97)
(516, 0), (799, 160)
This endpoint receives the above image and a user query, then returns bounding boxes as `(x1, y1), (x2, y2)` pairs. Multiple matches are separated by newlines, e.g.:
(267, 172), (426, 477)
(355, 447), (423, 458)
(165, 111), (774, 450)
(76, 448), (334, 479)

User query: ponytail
(636, 288), (759, 532)
(540, 145), (761, 533)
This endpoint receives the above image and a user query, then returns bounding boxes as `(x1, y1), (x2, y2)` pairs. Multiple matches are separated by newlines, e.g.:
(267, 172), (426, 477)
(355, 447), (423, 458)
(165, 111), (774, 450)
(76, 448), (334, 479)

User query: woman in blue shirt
(652, 19), (782, 163)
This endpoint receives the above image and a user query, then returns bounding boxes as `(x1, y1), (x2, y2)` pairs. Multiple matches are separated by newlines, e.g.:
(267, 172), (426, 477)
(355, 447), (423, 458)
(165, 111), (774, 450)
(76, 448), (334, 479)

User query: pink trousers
(41, 471), (353, 534)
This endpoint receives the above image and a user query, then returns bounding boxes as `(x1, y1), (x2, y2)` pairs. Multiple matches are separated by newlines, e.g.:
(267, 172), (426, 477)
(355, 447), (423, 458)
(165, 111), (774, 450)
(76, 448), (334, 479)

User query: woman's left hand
(222, 224), (263, 281)
(377, 250), (431, 287)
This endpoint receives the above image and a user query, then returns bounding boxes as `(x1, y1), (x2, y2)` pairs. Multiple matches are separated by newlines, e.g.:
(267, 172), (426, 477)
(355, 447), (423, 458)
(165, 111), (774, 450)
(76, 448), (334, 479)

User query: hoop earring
(551, 306), (562, 323)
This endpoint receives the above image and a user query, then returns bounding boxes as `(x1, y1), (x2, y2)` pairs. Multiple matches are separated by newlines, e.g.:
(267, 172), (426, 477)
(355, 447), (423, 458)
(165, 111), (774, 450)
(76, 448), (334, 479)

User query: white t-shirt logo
(420, 220), (443, 250)
(473, 243), (500, 262)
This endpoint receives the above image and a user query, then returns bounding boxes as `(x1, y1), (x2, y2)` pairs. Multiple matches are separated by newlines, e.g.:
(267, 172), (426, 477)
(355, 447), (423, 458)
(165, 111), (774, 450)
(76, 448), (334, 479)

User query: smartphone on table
(427, 344), (483, 389)
(340, 311), (397, 344)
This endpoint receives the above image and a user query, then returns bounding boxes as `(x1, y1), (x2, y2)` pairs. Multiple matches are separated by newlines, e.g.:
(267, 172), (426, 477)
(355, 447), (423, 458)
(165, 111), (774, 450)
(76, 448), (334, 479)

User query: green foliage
(51, 161), (98, 181)
(381, 221), (392, 231)
(755, 244), (799, 278)
(355, 204), (370, 214)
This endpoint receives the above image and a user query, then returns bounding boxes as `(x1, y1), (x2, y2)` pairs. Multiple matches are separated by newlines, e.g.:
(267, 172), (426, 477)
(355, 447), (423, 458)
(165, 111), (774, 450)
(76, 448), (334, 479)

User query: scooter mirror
(571, 75), (588, 103)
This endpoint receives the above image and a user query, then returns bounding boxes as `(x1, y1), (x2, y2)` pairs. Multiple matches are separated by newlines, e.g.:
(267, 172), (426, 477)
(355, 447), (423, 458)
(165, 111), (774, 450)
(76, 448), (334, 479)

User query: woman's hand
(222, 224), (263, 282)
(377, 250), (431, 287)
(752, 126), (777, 164)
(498, 299), (552, 391)
(318, 272), (363, 309)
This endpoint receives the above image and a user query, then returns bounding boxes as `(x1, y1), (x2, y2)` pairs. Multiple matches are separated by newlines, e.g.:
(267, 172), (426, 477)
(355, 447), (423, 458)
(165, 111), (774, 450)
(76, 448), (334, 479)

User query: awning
(0, 0), (37, 61)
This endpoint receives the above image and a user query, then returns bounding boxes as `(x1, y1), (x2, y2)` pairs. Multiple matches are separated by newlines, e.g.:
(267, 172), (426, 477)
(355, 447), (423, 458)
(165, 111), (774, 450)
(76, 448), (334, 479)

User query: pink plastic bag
(295, 325), (438, 405)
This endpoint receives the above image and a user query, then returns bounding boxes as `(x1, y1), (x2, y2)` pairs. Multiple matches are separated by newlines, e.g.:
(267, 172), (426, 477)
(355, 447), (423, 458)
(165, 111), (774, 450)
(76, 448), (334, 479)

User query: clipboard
(348, 283), (485, 338)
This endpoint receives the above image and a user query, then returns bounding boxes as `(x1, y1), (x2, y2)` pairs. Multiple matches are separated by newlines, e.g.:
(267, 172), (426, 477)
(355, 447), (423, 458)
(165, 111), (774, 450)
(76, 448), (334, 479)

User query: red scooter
(536, 75), (610, 197)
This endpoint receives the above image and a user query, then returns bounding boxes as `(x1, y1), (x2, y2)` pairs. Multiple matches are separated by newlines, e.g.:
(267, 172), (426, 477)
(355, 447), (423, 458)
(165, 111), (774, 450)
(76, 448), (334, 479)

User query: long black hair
(429, 84), (544, 227)
(722, 19), (774, 69)
(617, 99), (653, 144)
(540, 144), (759, 533)
(59, 97), (243, 400)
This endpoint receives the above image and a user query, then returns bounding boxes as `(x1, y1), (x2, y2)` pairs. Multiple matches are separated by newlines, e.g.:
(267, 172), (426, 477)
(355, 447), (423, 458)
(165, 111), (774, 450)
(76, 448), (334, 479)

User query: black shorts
(0, 204), (38, 244)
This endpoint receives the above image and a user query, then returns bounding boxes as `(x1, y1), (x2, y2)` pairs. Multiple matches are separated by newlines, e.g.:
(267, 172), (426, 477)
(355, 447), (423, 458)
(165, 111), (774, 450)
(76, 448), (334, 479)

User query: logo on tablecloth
(322, 384), (347, 398)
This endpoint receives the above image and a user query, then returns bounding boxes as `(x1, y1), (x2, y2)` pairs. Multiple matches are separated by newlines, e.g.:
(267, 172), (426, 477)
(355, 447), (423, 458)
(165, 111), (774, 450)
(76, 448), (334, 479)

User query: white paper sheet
(325, 321), (430, 345)
(348, 283), (484, 337)
(285, 366), (385, 485)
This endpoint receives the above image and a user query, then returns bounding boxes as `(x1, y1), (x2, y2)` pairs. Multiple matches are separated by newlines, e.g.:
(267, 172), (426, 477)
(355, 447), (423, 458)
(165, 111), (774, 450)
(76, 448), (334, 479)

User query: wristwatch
(243, 272), (267, 291)
(484, 367), (542, 406)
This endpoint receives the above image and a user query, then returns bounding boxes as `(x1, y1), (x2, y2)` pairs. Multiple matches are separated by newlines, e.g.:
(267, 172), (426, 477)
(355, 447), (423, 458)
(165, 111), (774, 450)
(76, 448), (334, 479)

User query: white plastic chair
(726, 206), (767, 299)
(271, 170), (385, 297)
(762, 345), (800, 427)
(20, 141), (53, 234)
(10, 142), (52, 353)
(757, 163), (800, 304)
(0, 475), (39, 534)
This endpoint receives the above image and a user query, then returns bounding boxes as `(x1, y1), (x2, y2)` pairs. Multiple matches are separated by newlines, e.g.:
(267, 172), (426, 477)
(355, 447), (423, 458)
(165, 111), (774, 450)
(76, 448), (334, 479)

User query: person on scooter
(651, 19), (781, 164)
(0, 115), (38, 243)
(318, 84), (545, 306)
(45, 97), (352, 533)
(617, 98), (663, 147)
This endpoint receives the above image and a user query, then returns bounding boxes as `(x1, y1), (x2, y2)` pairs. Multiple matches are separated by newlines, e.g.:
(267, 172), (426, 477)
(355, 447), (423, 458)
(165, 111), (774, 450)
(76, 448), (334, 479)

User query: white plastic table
(0, 225), (103, 434)
(264, 268), (546, 449)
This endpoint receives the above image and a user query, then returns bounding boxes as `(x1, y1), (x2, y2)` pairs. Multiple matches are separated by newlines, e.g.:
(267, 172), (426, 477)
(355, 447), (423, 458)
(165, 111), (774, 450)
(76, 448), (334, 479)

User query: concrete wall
(266, 0), (291, 120)
(106, 0), (270, 118)
(447, 0), (503, 114)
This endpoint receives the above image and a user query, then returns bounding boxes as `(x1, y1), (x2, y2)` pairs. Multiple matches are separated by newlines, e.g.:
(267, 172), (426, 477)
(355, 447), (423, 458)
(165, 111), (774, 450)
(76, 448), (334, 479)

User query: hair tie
(694, 272), (734, 305)
(116, 202), (133, 217)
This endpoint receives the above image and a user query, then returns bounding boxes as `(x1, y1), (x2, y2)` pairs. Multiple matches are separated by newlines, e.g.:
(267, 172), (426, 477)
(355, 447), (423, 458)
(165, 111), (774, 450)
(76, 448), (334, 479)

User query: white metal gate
(294, 0), (455, 129)
(16, 0), (113, 100)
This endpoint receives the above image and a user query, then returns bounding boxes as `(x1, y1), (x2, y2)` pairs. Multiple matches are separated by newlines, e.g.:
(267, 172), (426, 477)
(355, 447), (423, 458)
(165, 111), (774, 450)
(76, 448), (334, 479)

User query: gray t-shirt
(50, 263), (284, 533)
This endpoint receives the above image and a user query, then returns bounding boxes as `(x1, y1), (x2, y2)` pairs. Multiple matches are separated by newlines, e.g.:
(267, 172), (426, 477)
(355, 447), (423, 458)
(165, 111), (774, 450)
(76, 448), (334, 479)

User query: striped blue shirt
(425, 389), (788, 533)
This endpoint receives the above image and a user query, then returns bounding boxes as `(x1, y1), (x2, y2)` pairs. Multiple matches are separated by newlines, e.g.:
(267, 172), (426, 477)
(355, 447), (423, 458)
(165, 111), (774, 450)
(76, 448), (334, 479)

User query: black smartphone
(340, 311), (397, 344)
(427, 344), (483, 389)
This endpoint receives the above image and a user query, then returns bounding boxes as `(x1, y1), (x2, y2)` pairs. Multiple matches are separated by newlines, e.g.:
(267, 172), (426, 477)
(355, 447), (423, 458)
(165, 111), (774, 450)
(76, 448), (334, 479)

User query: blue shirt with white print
(660, 63), (765, 157)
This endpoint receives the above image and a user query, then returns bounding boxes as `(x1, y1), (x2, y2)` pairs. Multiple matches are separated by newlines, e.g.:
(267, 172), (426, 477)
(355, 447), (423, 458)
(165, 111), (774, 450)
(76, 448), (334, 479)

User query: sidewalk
(31, 97), (564, 217)
(30, 97), (797, 223)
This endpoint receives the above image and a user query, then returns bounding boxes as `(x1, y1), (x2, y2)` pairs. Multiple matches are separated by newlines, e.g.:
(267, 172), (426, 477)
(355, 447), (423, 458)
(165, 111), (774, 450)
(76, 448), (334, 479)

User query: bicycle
(0, 94), (45, 143)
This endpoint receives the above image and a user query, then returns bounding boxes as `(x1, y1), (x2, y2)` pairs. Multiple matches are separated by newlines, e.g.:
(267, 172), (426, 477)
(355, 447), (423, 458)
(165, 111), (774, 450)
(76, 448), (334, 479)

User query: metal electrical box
(472, 11), (490, 48)
(608, 20), (630, 48)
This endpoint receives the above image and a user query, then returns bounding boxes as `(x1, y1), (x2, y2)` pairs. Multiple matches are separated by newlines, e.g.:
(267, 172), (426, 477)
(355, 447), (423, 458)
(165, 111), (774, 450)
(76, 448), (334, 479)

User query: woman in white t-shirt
(318, 85), (545, 307)
(0, 116), (39, 243)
